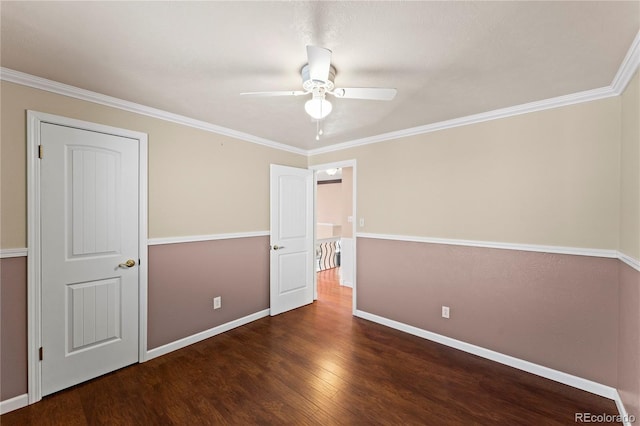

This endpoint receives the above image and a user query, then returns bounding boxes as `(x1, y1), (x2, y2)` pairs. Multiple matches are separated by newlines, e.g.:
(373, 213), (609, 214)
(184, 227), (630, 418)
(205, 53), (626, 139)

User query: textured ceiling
(1, 1), (638, 151)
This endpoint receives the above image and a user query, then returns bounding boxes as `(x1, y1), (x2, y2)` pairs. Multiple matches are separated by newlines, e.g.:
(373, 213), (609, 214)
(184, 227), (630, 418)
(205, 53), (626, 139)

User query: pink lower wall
(618, 261), (640, 417)
(148, 236), (269, 349)
(0, 237), (635, 414)
(356, 237), (619, 386)
(1, 257), (28, 400)
(0, 237), (270, 401)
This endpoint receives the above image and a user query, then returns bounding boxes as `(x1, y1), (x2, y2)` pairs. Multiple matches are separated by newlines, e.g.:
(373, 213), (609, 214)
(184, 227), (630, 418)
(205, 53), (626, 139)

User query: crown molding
(3, 30), (638, 158)
(309, 30), (640, 156)
(611, 30), (640, 95)
(307, 85), (616, 156)
(0, 67), (307, 156)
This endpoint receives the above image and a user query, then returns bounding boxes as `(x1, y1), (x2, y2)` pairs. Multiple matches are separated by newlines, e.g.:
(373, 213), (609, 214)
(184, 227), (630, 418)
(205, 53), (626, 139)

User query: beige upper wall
(317, 183), (343, 226)
(311, 97), (622, 250)
(2, 78), (631, 251)
(0, 81), (306, 248)
(620, 71), (640, 261)
(315, 167), (355, 239)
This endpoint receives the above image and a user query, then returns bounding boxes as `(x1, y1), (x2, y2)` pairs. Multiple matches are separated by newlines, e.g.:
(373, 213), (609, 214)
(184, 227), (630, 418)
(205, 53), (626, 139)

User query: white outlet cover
(214, 296), (221, 309)
(442, 306), (450, 318)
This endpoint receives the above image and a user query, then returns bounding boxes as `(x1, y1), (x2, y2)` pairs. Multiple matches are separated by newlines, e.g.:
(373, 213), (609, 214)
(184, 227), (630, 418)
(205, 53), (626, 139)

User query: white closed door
(270, 165), (314, 316)
(40, 123), (140, 396)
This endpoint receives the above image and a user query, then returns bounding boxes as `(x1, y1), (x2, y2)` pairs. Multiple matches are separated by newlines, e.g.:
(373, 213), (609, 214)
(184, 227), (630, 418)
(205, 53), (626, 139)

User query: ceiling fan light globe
(305, 98), (332, 119)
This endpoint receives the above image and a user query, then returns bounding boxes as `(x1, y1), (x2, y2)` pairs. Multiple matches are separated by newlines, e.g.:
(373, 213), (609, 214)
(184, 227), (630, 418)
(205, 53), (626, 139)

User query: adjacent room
(1, 1), (639, 424)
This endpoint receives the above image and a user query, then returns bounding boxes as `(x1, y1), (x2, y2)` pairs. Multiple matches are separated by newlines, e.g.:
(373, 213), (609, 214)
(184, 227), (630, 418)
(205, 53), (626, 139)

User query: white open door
(40, 122), (140, 396)
(270, 164), (314, 316)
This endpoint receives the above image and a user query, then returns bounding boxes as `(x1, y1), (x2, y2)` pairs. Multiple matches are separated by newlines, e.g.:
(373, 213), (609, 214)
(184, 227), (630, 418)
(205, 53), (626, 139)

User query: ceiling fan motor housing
(301, 64), (336, 92)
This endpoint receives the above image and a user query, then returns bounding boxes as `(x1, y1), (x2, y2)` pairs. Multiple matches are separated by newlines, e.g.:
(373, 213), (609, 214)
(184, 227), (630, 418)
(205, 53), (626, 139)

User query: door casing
(26, 111), (149, 404)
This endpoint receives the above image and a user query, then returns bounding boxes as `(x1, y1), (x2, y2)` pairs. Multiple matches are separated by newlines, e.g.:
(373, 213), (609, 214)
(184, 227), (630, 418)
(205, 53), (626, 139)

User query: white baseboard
(3, 310), (631, 419)
(2, 309), (270, 413)
(354, 310), (619, 400)
(0, 393), (29, 414)
(145, 309), (270, 360)
(613, 391), (635, 426)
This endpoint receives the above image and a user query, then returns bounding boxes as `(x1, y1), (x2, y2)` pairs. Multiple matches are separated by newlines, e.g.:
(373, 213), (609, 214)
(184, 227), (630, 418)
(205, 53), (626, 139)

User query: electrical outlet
(359, 218), (365, 227)
(442, 306), (450, 319)
(213, 296), (221, 310)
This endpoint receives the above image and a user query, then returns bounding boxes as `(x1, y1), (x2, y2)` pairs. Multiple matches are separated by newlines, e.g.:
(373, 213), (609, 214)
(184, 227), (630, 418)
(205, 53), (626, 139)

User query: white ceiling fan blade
(307, 45), (332, 83)
(332, 87), (397, 101)
(240, 90), (307, 97)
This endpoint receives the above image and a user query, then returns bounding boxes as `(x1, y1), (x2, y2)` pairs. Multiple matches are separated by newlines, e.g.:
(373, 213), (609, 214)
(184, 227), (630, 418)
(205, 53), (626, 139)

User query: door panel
(70, 147), (120, 256)
(68, 278), (121, 353)
(278, 252), (310, 293)
(270, 165), (313, 315)
(40, 123), (139, 396)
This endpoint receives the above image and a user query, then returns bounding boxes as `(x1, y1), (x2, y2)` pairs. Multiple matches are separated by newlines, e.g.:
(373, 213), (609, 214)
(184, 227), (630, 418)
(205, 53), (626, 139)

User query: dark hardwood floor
(3, 267), (619, 425)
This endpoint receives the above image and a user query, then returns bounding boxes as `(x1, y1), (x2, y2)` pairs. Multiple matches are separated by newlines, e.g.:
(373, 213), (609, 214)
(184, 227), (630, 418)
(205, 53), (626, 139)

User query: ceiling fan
(241, 46), (397, 136)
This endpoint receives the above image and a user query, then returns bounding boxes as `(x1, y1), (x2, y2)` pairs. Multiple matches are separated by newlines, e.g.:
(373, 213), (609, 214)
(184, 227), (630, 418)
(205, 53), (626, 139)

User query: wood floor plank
(2, 267), (620, 424)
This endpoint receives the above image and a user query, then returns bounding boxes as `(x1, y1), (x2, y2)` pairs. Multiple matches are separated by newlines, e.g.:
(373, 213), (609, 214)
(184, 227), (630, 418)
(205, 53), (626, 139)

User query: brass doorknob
(118, 259), (136, 268)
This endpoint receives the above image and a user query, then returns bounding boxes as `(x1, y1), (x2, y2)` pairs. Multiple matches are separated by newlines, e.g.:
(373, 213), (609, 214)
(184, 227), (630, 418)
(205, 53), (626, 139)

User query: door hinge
(39, 347), (43, 361)
(38, 145), (43, 159)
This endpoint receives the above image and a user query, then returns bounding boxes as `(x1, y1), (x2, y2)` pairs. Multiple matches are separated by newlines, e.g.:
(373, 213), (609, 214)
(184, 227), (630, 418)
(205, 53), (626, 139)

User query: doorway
(311, 161), (356, 313)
